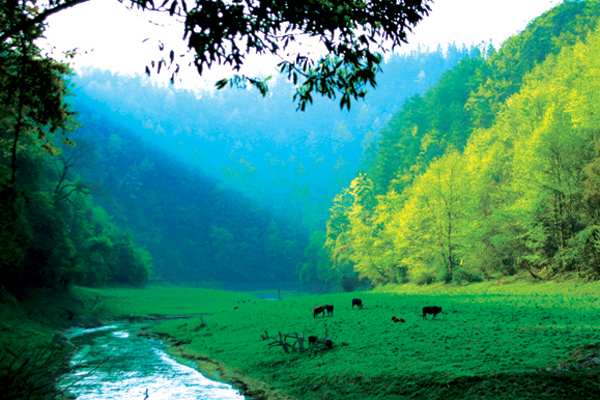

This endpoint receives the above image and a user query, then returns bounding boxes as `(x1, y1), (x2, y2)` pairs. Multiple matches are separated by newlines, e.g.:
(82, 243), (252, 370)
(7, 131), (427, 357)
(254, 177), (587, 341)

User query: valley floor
(73, 281), (600, 400)
(3, 282), (600, 399)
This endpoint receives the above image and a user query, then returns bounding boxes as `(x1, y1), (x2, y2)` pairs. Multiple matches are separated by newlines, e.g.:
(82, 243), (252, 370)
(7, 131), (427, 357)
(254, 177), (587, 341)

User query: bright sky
(42, 0), (560, 89)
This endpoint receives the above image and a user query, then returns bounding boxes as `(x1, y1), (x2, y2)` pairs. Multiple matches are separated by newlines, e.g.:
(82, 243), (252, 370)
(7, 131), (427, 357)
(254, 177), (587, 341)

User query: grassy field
(75, 281), (600, 400)
(72, 285), (266, 318)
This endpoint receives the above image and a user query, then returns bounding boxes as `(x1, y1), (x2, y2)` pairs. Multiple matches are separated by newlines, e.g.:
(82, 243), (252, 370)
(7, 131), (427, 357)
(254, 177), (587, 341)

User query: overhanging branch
(0, 0), (90, 44)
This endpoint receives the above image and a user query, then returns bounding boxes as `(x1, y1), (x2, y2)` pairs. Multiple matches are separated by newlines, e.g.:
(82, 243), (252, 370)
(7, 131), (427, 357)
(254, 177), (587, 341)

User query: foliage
(366, 54), (486, 195)
(326, 1), (600, 286)
(72, 43), (472, 231)
(69, 203), (152, 287)
(149, 0), (431, 110)
(0, 3), (77, 190)
(67, 44), (473, 289)
(0, 6), (77, 294)
(298, 231), (351, 293)
(0, 335), (73, 400)
(466, 0), (600, 129)
(68, 104), (309, 284)
(0, 133), (152, 292)
(0, 6), (151, 294)
(1, 0), (432, 110)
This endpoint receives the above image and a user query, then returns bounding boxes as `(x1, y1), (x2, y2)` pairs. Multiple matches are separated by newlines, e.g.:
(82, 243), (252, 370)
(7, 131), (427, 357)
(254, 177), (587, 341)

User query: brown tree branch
(1, 0), (90, 44)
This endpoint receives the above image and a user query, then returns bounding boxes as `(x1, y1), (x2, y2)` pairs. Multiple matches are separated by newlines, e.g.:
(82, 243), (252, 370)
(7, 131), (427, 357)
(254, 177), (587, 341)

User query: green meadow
(72, 285), (262, 318)
(73, 281), (600, 400)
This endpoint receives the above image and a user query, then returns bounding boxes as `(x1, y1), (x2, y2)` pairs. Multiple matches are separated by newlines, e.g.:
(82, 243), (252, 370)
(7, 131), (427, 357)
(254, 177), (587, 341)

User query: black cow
(422, 306), (442, 320)
(325, 305), (334, 316)
(352, 298), (363, 309)
(308, 335), (318, 345)
(313, 305), (326, 318)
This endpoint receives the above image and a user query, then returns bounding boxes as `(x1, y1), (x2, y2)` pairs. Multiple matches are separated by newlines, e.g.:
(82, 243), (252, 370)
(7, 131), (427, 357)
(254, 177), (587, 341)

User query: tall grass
(0, 335), (73, 400)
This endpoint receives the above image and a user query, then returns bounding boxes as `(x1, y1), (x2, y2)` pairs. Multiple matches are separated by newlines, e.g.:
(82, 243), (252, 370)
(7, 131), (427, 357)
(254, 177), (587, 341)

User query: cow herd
(312, 298), (443, 322)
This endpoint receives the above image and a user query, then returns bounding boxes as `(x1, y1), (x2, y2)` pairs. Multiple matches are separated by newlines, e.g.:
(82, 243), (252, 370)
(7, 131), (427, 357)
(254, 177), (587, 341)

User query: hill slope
(324, 1), (600, 287)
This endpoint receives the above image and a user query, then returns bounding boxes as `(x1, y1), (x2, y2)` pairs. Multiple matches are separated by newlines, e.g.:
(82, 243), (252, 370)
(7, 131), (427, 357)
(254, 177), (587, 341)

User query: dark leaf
(215, 78), (229, 89)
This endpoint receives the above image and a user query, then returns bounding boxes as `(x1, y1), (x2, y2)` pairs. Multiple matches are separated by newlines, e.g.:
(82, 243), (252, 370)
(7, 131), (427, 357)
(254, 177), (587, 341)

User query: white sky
(42, 0), (560, 89)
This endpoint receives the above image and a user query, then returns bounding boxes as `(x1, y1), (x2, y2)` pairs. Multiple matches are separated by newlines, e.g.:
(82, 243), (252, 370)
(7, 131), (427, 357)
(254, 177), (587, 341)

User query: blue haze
(67, 45), (478, 285)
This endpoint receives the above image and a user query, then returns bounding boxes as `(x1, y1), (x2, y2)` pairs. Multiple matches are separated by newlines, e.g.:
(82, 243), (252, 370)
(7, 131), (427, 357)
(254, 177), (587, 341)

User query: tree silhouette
(1, 0), (431, 110)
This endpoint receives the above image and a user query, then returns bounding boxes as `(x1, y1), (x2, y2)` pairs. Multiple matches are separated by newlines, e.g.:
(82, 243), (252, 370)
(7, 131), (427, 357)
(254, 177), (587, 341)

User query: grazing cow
(352, 298), (363, 309)
(325, 305), (334, 316)
(392, 316), (400, 322)
(422, 306), (442, 320)
(313, 305), (326, 318)
(308, 335), (318, 345)
(234, 306), (239, 310)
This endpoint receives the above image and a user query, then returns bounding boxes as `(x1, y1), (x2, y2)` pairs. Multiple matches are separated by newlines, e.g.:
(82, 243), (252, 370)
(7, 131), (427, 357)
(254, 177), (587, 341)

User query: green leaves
(139, 0), (431, 109)
(4, 0), (431, 109)
(213, 75), (270, 96)
(215, 78), (228, 90)
(325, 1), (600, 285)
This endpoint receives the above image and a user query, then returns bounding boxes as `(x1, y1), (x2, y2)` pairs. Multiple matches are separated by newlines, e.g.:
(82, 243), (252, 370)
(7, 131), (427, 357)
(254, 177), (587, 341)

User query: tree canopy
(0, 1), (153, 295)
(319, 1), (600, 287)
(1, 0), (431, 110)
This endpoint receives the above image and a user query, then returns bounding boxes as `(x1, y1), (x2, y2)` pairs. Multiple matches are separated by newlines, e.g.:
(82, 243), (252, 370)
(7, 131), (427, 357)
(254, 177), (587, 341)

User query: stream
(60, 323), (245, 400)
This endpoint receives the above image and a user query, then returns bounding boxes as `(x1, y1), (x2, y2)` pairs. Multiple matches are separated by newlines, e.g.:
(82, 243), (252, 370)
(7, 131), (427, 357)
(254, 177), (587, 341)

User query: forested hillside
(4, 0), (598, 296)
(2, 9), (475, 293)
(320, 1), (600, 288)
(0, 28), (152, 296)
(71, 45), (472, 229)
(62, 46), (472, 288)
(68, 103), (308, 285)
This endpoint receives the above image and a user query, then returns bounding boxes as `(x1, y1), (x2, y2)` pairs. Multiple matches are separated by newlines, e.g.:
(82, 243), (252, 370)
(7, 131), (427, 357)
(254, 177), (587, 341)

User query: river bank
(137, 327), (288, 400)
(0, 287), (89, 399)
(0, 285), (259, 399)
(59, 322), (245, 399)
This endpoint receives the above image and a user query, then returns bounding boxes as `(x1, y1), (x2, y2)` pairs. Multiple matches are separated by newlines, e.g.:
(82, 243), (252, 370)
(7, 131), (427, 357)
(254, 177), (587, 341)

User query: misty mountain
(67, 45), (474, 286)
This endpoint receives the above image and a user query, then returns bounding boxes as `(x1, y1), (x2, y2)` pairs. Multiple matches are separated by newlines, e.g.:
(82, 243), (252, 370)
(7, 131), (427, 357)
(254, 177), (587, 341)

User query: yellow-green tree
(389, 152), (471, 282)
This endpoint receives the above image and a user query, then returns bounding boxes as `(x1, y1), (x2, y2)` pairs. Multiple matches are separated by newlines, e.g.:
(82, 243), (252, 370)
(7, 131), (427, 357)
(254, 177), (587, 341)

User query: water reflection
(61, 323), (244, 400)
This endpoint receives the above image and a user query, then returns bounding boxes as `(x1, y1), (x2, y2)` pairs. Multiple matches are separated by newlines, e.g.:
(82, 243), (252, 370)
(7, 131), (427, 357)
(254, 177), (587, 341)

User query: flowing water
(60, 323), (245, 400)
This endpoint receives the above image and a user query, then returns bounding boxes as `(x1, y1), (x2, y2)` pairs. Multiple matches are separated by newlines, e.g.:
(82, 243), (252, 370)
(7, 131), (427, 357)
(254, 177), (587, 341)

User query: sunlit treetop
(1, 0), (431, 110)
